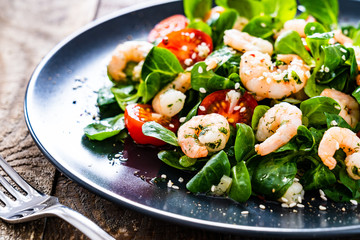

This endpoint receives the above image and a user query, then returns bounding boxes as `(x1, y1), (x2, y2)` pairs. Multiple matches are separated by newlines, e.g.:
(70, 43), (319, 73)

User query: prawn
(320, 88), (360, 128)
(318, 127), (360, 170)
(107, 41), (153, 82)
(240, 51), (310, 100)
(152, 72), (191, 117)
(255, 102), (302, 156)
(224, 29), (273, 55)
(275, 19), (308, 39)
(177, 113), (230, 158)
(344, 152), (360, 180)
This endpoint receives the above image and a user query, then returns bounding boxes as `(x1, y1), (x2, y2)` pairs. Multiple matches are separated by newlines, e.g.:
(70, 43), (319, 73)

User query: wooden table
(0, 1), (357, 239)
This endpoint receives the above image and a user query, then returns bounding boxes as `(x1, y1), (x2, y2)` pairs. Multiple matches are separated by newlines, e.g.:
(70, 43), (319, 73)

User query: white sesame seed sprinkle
(161, 174), (167, 179)
(340, 48), (347, 53)
(319, 205), (327, 211)
(240, 107), (246, 113)
(324, 67), (330, 73)
(281, 197), (288, 203)
(319, 189), (325, 196)
(342, 55), (346, 61)
(350, 199), (358, 205)
(259, 204), (266, 210)
(281, 203), (289, 208)
(167, 180), (173, 188)
(179, 117), (186, 123)
(321, 195), (328, 201)
(297, 203), (305, 208)
(289, 202), (297, 208)
(169, 123), (175, 128)
(260, 23), (267, 28)
(198, 66), (203, 73)
(241, 211), (249, 215)
(199, 106), (206, 111)
(298, 196), (302, 204)
(199, 87), (207, 93)
(178, 177), (184, 183)
(235, 82), (240, 89)
(172, 185), (179, 190)
(294, 177), (299, 182)
(310, 26), (316, 31)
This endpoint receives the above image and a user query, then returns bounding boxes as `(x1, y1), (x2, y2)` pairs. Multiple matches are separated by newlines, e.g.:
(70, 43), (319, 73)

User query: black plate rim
(23, 0), (360, 238)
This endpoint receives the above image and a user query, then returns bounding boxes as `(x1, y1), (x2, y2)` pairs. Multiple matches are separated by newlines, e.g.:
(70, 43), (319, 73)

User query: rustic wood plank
(0, 0), (98, 239)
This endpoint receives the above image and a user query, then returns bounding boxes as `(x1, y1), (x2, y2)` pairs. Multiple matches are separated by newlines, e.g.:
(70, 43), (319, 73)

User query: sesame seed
(181, 45), (188, 51)
(324, 67), (330, 73)
(184, 58), (193, 66)
(169, 123), (175, 128)
(179, 117), (186, 123)
(114, 153), (121, 158)
(342, 207), (346, 212)
(289, 202), (296, 208)
(259, 204), (266, 210)
(198, 66), (203, 73)
(294, 177), (299, 182)
(199, 106), (206, 111)
(241, 211), (249, 215)
(240, 107), (246, 113)
(342, 55), (346, 61)
(319, 205), (327, 211)
(293, 209), (298, 213)
(330, 120), (338, 126)
(191, 53), (197, 59)
(321, 195), (327, 201)
(350, 199), (358, 205)
(210, 185), (216, 192)
(235, 82), (240, 89)
(281, 203), (289, 208)
(161, 174), (167, 179)
(167, 180), (173, 188)
(234, 106), (241, 111)
(340, 48), (347, 53)
(199, 87), (207, 93)
(310, 26), (316, 31)
(319, 189), (325, 196)
(172, 185), (179, 190)
(298, 196), (302, 204)
(297, 203), (305, 208)
(178, 177), (184, 183)
(190, 32), (195, 39)
(260, 23), (266, 28)
(281, 197), (288, 203)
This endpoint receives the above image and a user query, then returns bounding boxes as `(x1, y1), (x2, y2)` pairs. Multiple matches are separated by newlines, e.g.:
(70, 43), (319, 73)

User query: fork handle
(46, 203), (115, 240)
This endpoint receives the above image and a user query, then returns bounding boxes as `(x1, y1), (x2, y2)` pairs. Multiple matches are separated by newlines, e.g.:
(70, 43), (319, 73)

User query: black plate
(24, 0), (360, 238)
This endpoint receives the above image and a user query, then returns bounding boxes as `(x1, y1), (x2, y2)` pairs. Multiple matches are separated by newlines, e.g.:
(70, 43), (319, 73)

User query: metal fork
(0, 155), (115, 240)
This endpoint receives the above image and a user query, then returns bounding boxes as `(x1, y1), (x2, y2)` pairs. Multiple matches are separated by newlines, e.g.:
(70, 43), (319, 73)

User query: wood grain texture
(0, 0), (98, 239)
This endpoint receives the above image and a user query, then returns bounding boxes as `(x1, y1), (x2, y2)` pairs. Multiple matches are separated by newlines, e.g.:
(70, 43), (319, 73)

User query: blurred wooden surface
(0, 0), (358, 239)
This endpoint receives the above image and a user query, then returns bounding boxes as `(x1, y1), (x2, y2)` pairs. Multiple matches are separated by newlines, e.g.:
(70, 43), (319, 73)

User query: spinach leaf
(142, 121), (179, 146)
(186, 151), (231, 193)
(187, 19), (212, 36)
(191, 62), (237, 92)
(301, 164), (336, 190)
(229, 161), (252, 203)
(251, 153), (297, 199)
(207, 46), (242, 77)
(325, 113), (352, 130)
(221, 0), (263, 20)
(137, 72), (161, 103)
(298, 0), (338, 30)
(111, 84), (139, 111)
(158, 150), (202, 171)
(304, 22), (326, 36)
(242, 15), (282, 39)
(262, 0), (297, 23)
(183, 0), (212, 20)
(141, 47), (183, 82)
(352, 86), (360, 104)
(339, 168), (360, 199)
(251, 105), (270, 130)
(84, 114), (125, 141)
(209, 9), (238, 48)
(234, 123), (255, 162)
(97, 86), (121, 117)
(300, 96), (341, 126)
(274, 30), (314, 65)
(295, 125), (316, 152)
(324, 183), (353, 202)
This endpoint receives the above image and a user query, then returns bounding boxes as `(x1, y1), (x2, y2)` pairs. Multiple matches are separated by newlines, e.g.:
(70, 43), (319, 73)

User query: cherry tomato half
(124, 104), (179, 146)
(198, 90), (258, 127)
(148, 14), (189, 43)
(157, 28), (213, 68)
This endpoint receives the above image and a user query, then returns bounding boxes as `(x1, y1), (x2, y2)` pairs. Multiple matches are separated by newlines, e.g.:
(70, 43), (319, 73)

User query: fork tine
(0, 189), (14, 206)
(0, 156), (39, 196)
(0, 174), (27, 201)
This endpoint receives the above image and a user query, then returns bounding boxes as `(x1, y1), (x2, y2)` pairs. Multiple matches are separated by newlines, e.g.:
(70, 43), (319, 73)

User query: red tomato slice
(198, 90), (258, 127)
(157, 28), (213, 68)
(124, 104), (179, 146)
(148, 14), (189, 43)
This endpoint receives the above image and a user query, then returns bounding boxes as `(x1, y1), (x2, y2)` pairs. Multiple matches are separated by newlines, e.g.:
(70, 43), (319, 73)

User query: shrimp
(107, 41), (153, 82)
(318, 127), (360, 170)
(177, 113), (230, 158)
(320, 88), (360, 128)
(255, 102), (302, 156)
(275, 19), (307, 39)
(333, 29), (353, 46)
(224, 29), (273, 55)
(152, 72), (191, 117)
(344, 152), (360, 180)
(240, 51), (310, 100)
